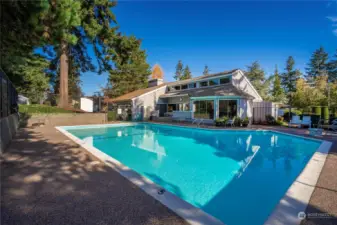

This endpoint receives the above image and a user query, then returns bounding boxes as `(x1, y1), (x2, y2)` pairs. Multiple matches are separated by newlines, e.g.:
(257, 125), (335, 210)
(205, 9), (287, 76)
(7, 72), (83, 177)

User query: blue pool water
(65, 123), (321, 225)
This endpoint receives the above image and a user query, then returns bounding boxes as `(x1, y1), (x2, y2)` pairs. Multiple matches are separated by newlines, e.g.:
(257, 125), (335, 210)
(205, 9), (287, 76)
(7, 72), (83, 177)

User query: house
(105, 68), (263, 123)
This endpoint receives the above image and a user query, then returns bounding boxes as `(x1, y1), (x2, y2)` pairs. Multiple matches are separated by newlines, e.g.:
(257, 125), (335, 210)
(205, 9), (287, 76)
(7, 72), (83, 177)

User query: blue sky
(82, 0), (337, 95)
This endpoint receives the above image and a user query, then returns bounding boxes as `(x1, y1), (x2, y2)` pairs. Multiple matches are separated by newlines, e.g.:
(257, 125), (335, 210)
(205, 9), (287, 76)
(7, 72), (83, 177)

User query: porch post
(190, 99), (194, 119)
(237, 99), (240, 118)
(214, 98), (219, 119)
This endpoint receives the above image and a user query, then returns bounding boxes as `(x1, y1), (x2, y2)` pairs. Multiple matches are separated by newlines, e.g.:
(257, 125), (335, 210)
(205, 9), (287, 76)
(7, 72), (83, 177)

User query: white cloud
(327, 16), (337, 36)
(327, 16), (337, 22)
(333, 29), (337, 36)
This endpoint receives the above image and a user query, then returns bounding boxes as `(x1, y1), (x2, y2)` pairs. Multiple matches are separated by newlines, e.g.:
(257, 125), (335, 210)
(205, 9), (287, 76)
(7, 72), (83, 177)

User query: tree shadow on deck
(1, 127), (189, 225)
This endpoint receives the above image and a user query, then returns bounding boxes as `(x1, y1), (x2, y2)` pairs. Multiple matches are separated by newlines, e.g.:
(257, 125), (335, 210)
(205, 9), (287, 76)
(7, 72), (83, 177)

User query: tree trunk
(58, 41), (69, 108)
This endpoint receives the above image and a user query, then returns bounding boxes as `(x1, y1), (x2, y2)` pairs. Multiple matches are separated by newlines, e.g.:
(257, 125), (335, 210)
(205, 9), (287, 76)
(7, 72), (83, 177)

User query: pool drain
(158, 189), (165, 195)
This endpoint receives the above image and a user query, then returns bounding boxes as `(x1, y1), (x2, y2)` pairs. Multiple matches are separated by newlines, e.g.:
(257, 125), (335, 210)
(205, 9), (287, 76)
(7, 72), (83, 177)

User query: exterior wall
(132, 86), (167, 120)
(0, 113), (19, 152)
(80, 98), (94, 112)
(252, 101), (279, 122)
(231, 70), (263, 102)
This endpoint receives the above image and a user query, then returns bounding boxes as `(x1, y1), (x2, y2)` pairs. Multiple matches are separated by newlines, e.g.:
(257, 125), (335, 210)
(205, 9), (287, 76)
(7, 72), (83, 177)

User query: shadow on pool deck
(1, 127), (189, 225)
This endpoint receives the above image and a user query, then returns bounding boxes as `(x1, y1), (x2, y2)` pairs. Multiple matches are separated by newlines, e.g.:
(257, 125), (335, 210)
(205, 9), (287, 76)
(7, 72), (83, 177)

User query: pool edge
(264, 140), (332, 225)
(55, 125), (225, 225)
(55, 123), (333, 225)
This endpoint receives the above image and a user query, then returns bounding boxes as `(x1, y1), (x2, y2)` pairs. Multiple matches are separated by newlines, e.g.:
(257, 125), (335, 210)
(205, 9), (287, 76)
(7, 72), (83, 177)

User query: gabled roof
(167, 69), (239, 86)
(160, 83), (254, 99)
(104, 84), (167, 103)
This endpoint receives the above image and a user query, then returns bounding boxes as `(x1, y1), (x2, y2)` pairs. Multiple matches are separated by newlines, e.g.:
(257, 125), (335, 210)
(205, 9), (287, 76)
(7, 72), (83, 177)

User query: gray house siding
(131, 86), (167, 120)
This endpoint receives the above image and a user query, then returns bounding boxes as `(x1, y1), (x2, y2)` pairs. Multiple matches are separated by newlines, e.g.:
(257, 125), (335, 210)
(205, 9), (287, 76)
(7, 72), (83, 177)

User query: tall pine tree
(174, 60), (184, 80)
(203, 65), (210, 75)
(271, 65), (284, 102)
(327, 50), (337, 82)
(281, 56), (301, 109)
(107, 35), (151, 98)
(181, 65), (192, 80)
(40, 0), (117, 107)
(305, 46), (329, 80)
(245, 61), (268, 99)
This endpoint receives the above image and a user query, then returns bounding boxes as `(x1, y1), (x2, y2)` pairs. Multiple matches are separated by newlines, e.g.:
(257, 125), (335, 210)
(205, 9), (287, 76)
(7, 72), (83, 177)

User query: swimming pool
(59, 123), (326, 225)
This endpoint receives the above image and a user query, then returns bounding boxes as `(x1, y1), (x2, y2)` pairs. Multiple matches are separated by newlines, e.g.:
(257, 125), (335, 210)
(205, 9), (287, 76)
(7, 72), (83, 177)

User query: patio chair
(226, 116), (236, 127)
(309, 119), (323, 136)
(301, 116), (311, 128)
(327, 119), (337, 134)
(288, 115), (301, 128)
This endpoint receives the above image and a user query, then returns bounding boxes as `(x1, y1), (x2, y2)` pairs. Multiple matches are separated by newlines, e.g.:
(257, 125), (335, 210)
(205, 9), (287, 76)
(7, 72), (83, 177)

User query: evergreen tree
(107, 35), (151, 98)
(2, 53), (50, 104)
(271, 65), (285, 102)
(246, 61), (265, 82)
(181, 65), (192, 80)
(327, 50), (337, 82)
(306, 46), (329, 80)
(281, 56), (301, 108)
(174, 60), (184, 80)
(0, 0), (49, 56)
(245, 61), (267, 98)
(39, 0), (117, 107)
(203, 65), (210, 75)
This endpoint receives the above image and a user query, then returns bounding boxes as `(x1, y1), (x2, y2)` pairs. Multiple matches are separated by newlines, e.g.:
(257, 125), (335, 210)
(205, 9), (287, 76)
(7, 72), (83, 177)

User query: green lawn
(19, 104), (75, 114)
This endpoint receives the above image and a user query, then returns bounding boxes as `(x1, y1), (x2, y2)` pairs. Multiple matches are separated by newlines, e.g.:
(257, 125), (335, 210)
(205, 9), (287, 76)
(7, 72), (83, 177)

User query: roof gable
(105, 84), (167, 103)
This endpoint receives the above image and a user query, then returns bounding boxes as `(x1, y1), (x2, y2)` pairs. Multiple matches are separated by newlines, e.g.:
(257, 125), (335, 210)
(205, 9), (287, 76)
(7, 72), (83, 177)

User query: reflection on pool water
(66, 123), (321, 225)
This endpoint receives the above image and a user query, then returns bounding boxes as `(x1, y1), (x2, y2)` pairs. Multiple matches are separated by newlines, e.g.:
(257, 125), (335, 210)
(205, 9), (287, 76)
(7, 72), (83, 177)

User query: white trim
(55, 123), (332, 225)
(168, 74), (232, 89)
(130, 85), (167, 101)
(235, 70), (263, 101)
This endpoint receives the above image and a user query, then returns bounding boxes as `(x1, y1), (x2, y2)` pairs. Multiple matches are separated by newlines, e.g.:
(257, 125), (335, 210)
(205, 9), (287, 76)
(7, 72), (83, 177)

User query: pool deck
(1, 122), (336, 225)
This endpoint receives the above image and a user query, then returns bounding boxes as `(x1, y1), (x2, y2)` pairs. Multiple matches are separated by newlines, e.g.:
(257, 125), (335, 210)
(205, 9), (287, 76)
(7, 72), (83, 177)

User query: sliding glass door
(194, 100), (214, 119)
(219, 100), (237, 118)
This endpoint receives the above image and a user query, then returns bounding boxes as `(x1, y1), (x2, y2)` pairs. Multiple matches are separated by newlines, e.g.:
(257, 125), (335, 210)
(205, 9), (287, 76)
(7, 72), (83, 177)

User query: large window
(194, 100), (214, 119)
(209, 79), (219, 86)
(219, 100), (237, 118)
(168, 104), (177, 112)
(178, 103), (190, 111)
(188, 83), (196, 89)
(220, 77), (231, 84)
(174, 85), (181, 90)
(181, 84), (188, 90)
(199, 81), (208, 87)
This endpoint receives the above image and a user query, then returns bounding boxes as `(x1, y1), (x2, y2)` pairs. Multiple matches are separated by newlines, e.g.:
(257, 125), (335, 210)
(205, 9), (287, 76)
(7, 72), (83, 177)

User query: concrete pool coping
(56, 123), (333, 225)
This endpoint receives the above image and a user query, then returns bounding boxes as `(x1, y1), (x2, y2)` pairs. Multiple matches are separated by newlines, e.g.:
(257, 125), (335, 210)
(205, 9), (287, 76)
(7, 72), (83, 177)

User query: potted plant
(242, 117), (249, 127)
(234, 117), (242, 126)
(215, 118), (223, 126)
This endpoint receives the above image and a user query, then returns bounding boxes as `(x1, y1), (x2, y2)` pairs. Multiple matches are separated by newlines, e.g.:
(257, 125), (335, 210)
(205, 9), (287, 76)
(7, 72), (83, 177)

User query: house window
(220, 77), (231, 84)
(188, 83), (196, 89)
(209, 79), (219, 86)
(168, 104), (177, 112)
(194, 100), (214, 119)
(178, 103), (190, 111)
(219, 100), (237, 118)
(181, 84), (188, 90)
(199, 81), (208, 87)
(174, 86), (181, 90)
